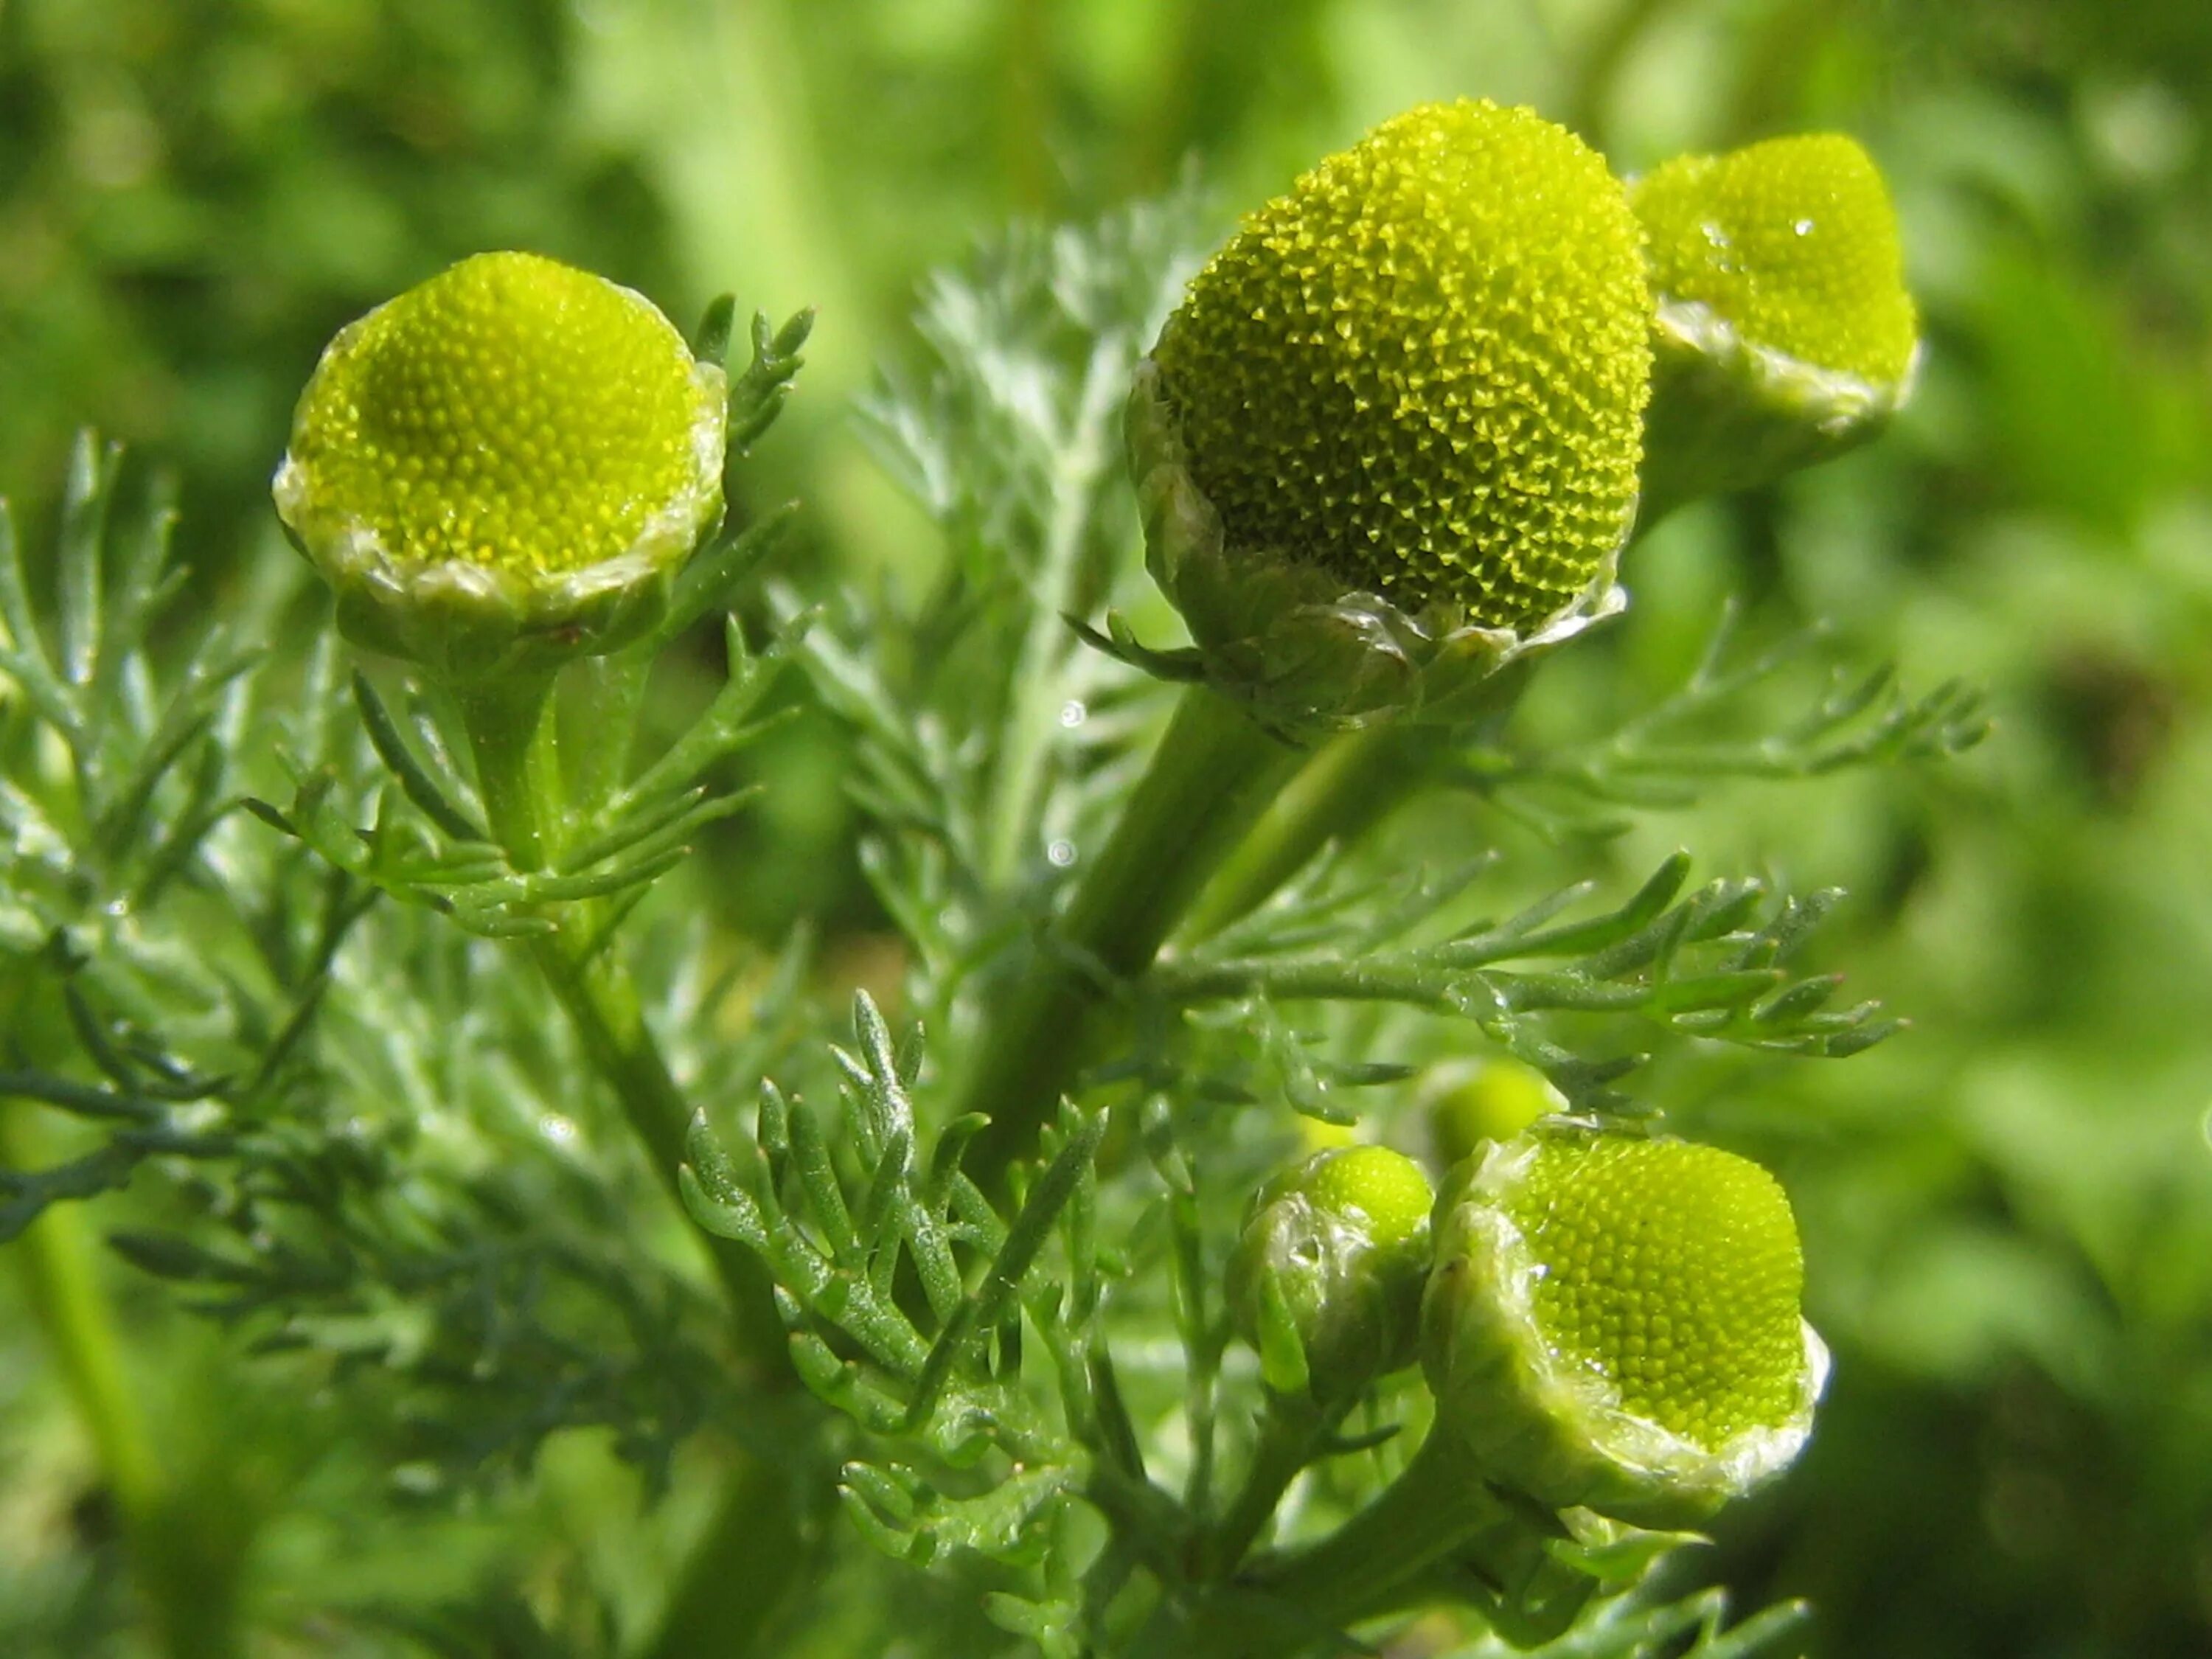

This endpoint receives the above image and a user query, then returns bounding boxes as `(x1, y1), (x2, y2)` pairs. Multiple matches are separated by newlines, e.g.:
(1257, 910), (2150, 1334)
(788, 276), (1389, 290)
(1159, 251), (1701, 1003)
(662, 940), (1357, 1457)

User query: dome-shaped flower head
(1228, 1145), (1435, 1402)
(1421, 1132), (1825, 1528)
(1126, 100), (1652, 731)
(274, 251), (726, 683)
(1630, 135), (1919, 515)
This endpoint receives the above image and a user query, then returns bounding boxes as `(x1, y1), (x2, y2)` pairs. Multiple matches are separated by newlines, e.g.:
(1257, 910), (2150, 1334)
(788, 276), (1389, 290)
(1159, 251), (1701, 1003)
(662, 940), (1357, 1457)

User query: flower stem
(1182, 661), (1537, 942)
(960, 685), (1304, 1189)
(455, 669), (807, 1657)
(1183, 726), (1446, 942)
(1237, 1429), (1517, 1629)
(1154, 1428), (1545, 1658)
(1200, 1394), (1335, 1578)
(3, 1106), (243, 1659)
(453, 671), (563, 871)
(644, 1451), (815, 1659)
(527, 933), (787, 1352)
(563, 651), (655, 818)
(453, 675), (784, 1358)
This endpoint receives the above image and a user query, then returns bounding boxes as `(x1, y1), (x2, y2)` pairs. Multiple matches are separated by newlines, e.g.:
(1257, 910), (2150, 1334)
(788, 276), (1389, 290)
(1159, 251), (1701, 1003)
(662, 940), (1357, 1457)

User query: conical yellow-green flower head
(1503, 1136), (1804, 1450)
(1152, 100), (1651, 634)
(1633, 134), (1916, 386)
(279, 251), (724, 580)
(1422, 1132), (1823, 1526)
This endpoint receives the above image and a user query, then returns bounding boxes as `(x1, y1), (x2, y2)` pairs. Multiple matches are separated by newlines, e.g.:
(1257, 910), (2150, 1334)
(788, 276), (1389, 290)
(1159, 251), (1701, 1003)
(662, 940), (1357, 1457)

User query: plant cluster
(1, 98), (1986, 1658)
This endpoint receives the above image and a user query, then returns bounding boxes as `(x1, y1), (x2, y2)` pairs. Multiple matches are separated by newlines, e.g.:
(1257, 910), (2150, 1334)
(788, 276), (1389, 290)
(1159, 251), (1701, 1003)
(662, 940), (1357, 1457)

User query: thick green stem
(1239, 1430), (1517, 1629)
(1158, 1429), (1543, 1658)
(454, 672), (562, 871)
(960, 686), (1304, 1188)
(644, 1450), (815, 1659)
(563, 651), (655, 818)
(1184, 726), (1444, 942)
(1183, 660), (1539, 943)
(1201, 1394), (1335, 1579)
(529, 932), (785, 1357)
(526, 927), (794, 1377)
(4, 1107), (243, 1659)
(455, 670), (804, 1655)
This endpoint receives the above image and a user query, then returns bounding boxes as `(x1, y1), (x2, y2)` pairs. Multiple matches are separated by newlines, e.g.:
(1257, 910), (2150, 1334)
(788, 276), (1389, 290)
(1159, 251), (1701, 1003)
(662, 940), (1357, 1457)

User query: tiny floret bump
(1632, 134), (1917, 386)
(279, 251), (723, 579)
(1152, 99), (1652, 633)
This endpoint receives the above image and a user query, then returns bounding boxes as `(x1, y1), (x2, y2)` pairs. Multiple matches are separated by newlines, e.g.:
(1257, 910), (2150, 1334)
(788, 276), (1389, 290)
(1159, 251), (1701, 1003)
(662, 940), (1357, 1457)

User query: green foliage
(1452, 608), (1987, 837)
(4, 4), (2211, 1659)
(0, 422), (810, 1527)
(685, 998), (1121, 1646)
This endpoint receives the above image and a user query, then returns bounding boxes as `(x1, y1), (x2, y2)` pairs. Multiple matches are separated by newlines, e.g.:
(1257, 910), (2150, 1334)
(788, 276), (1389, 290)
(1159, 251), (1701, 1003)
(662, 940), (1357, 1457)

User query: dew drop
(540, 1113), (579, 1146)
(1059, 699), (1087, 728)
(1047, 839), (1077, 869)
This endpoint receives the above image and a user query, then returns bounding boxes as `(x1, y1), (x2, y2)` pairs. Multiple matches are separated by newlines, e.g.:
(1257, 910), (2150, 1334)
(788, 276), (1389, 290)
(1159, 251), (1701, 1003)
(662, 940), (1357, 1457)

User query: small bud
(1631, 135), (1919, 515)
(1422, 1132), (1825, 1527)
(1227, 1146), (1435, 1402)
(1422, 1057), (1562, 1172)
(1129, 100), (1651, 731)
(274, 251), (726, 683)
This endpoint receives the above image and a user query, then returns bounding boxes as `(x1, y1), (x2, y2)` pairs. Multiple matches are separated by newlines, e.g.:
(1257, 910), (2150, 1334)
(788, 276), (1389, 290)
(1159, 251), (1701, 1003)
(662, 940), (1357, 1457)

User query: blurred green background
(3, 0), (2208, 1655)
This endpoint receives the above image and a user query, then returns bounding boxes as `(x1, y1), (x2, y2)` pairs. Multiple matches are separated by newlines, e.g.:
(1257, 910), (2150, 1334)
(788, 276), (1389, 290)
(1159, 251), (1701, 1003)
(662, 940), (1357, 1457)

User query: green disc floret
(283, 251), (721, 577)
(1152, 99), (1651, 634)
(1633, 134), (1917, 386)
(1504, 1137), (1805, 1450)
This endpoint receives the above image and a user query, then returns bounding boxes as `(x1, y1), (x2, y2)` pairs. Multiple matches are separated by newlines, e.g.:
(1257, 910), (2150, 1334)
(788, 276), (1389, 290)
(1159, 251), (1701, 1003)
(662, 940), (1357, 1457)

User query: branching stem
(1185, 662), (1534, 942)
(1201, 1394), (1336, 1578)
(456, 665), (809, 1659)
(1235, 1428), (1521, 1630)
(1155, 1428), (1542, 1658)
(1185, 726), (1447, 942)
(454, 674), (784, 1356)
(961, 684), (1304, 1188)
